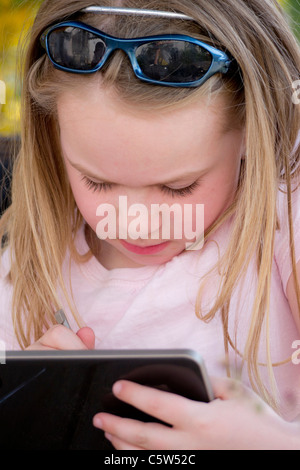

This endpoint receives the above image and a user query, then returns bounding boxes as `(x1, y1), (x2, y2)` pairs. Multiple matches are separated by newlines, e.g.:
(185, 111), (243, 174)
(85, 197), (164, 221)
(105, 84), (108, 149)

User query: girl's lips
(120, 240), (170, 255)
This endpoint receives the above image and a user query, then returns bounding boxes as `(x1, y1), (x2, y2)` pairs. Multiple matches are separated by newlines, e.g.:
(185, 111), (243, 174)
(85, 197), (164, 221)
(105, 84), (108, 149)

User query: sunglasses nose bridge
(105, 36), (137, 66)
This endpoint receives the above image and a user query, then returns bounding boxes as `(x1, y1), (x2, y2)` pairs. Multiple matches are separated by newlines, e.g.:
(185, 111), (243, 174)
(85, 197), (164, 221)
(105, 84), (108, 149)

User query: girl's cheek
(67, 173), (100, 228)
(76, 195), (103, 232)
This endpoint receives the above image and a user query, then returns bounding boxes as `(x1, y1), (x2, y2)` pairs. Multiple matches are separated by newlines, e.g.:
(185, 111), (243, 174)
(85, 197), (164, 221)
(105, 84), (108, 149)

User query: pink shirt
(1, 183), (300, 420)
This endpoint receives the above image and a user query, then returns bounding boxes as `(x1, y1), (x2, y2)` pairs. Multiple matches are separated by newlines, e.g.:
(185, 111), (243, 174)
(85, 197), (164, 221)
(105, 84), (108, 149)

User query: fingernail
(113, 381), (123, 395)
(93, 416), (103, 429)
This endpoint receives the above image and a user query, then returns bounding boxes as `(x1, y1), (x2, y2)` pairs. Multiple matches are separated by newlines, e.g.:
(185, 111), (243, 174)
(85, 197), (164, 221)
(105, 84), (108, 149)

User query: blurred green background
(0, 0), (299, 136)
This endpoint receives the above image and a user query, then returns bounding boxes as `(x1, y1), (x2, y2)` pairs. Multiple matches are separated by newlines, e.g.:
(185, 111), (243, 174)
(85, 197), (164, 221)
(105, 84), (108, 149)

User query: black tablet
(0, 349), (214, 450)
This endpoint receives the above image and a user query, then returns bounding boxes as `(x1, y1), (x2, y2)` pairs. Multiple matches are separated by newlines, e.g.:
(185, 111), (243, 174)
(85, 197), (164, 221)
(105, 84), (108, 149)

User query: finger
(94, 412), (175, 450)
(76, 327), (95, 349)
(105, 433), (144, 451)
(26, 344), (57, 351)
(27, 325), (89, 350)
(111, 380), (198, 427)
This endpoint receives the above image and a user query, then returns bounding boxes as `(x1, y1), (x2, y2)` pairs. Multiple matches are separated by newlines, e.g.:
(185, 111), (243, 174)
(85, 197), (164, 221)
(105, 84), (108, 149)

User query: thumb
(76, 327), (95, 349)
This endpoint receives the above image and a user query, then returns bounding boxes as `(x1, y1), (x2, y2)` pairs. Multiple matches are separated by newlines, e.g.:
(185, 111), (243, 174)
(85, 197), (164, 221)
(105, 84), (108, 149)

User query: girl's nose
(116, 193), (163, 241)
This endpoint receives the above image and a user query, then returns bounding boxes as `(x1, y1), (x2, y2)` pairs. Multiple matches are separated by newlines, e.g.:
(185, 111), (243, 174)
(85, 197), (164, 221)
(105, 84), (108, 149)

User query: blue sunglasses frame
(40, 21), (233, 88)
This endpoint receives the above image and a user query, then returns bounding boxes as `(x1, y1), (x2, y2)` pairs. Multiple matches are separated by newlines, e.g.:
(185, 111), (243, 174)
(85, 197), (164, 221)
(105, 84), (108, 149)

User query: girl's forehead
(57, 85), (229, 173)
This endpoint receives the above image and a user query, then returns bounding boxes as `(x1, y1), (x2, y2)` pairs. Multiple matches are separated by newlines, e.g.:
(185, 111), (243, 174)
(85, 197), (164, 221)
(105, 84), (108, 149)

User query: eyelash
(81, 176), (200, 198)
(161, 181), (200, 197)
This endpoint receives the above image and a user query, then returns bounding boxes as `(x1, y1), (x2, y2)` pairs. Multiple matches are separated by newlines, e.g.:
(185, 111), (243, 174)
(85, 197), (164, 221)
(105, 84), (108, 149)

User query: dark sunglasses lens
(48, 27), (106, 71)
(136, 40), (212, 83)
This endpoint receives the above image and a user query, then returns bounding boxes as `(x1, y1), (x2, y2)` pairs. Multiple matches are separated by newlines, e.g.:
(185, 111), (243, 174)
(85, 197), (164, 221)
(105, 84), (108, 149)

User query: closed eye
(81, 176), (113, 193)
(161, 181), (200, 198)
(81, 176), (200, 198)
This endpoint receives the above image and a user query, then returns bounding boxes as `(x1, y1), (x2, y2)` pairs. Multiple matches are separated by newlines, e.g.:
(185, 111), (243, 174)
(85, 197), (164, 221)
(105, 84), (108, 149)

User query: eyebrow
(68, 160), (208, 185)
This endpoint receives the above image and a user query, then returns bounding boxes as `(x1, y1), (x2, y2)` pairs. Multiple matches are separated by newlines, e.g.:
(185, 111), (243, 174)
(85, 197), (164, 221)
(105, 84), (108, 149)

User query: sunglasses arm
(81, 6), (194, 22)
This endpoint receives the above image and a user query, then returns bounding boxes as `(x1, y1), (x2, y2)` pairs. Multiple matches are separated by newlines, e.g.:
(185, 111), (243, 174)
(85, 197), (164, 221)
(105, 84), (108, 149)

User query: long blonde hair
(0, 0), (299, 409)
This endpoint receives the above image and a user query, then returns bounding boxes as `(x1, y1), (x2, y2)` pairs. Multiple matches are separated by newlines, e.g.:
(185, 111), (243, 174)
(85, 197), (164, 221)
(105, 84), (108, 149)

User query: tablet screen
(0, 349), (213, 450)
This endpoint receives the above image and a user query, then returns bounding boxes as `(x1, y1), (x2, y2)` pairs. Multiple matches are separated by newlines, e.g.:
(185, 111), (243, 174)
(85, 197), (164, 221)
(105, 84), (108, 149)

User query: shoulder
(275, 179), (300, 260)
(274, 180), (300, 283)
(276, 177), (300, 220)
(0, 245), (11, 279)
(275, 180), (300, 331)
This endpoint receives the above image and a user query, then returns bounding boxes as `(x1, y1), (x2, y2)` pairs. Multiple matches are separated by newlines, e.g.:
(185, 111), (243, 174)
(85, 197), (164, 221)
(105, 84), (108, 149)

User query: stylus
(55, 309), (71, 330)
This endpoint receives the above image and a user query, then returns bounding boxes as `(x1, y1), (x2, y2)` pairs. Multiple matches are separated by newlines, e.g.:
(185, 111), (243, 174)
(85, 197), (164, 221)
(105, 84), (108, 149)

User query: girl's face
(58, 85), (244, 269)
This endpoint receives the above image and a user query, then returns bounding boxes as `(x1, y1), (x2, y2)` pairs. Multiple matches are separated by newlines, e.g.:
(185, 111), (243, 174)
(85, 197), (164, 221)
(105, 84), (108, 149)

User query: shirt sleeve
(274, 180), (300, 295)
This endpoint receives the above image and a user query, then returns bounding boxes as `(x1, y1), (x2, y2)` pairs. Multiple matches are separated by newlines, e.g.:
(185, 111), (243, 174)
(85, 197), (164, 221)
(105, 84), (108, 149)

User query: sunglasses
(40, 21), (233, 88)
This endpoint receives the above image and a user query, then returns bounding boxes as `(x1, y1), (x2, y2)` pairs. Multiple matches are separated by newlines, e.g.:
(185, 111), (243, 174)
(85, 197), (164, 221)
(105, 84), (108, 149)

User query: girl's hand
(93, 377), (299, 450)
(26, 325), (95, 350)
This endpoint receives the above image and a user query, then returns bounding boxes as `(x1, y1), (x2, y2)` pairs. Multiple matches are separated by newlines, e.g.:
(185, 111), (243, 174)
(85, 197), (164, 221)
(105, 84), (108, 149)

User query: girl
(0, 0), (300, 450)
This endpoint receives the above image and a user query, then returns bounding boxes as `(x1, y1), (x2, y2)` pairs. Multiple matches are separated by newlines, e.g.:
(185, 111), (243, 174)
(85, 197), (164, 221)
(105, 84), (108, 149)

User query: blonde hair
(0, 0), (299, 410)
